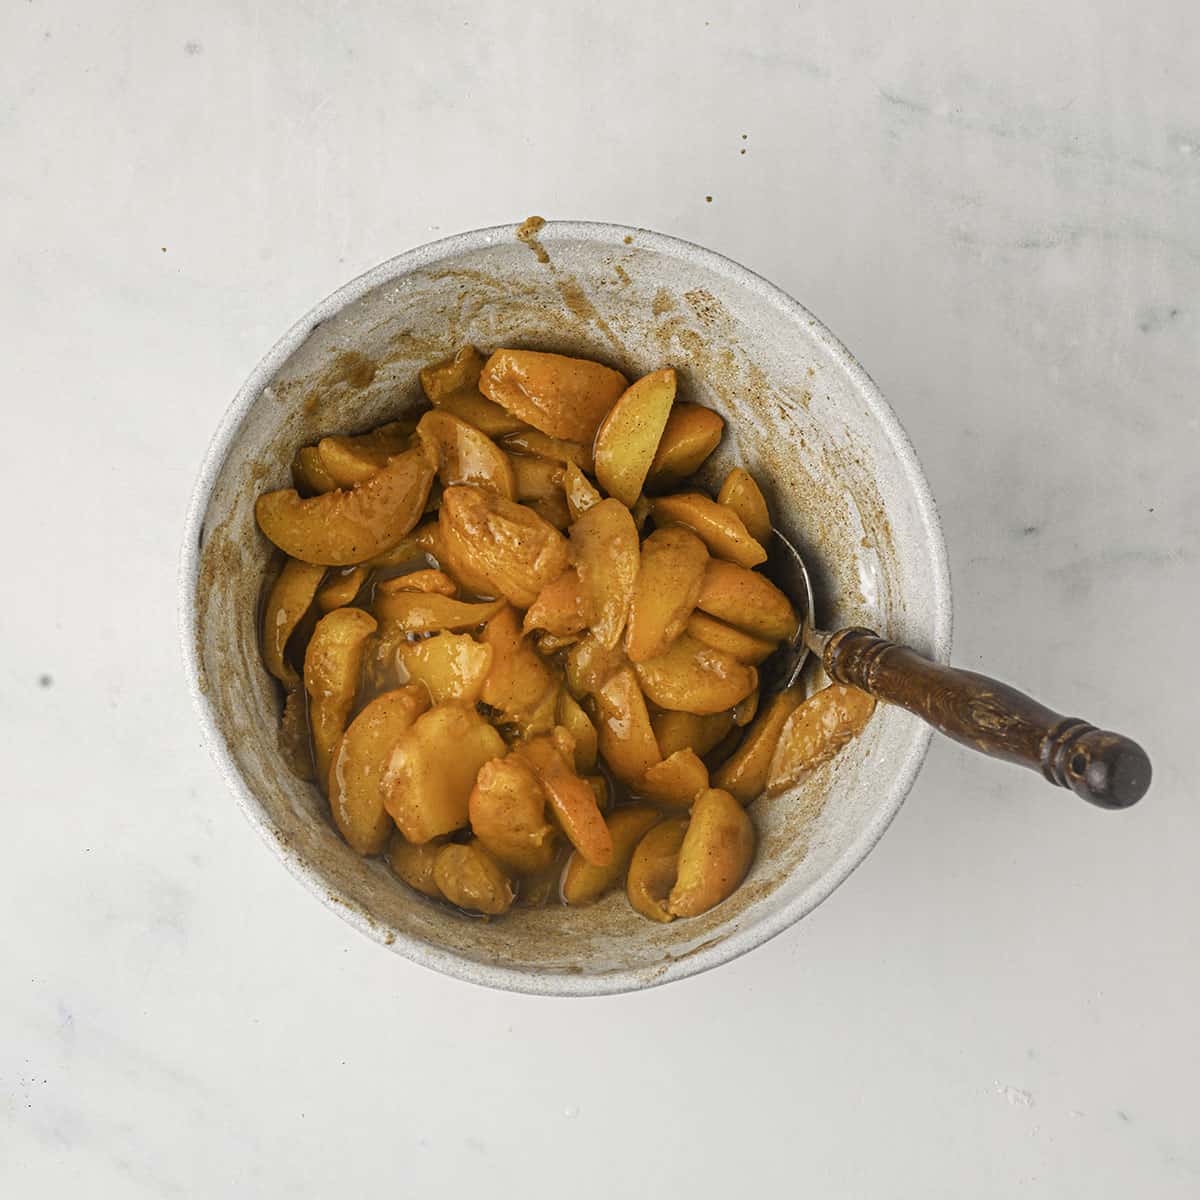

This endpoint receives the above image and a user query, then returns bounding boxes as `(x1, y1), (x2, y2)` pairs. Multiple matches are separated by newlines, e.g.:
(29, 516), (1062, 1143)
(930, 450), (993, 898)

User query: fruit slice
(695, 560), (798, 641)
(303, 606), (378, 785)
(634, 634), (757, 715)
(383, 702), (506, 842)
(667, 788), (755, 918)
(562, 461), (602, 520)
(292, 445), (337, 495)
(624, 525), (707, 663)
(517, 732), (613, 867)
(593, 666), (661, 785)
(262, 558), (326, 685)
(570, 498), (639, 650)
(372, 587), (504, 632)
(651, 710), (735, 759)
(479, 349), (628, 443)
(626, 818), (688, 923)
(765, 684), (876, 794)
(593, 368), (677, 507)
(256, 447), (434, 566)
(329, 686), (429, 855)
(433, 841), (514, 915)
(645, 403), (724, 490)
(714, 686), (805, 803)
(386, 832), (443, 898)
(685, 611), (777, 664)
(502, 430), (594, 473)
(479, 606), (559, 735)
(637, 748), (709, 810)
(468, 755), (557, 874)
(317, 421), (414, 487)
(652, 492), (767, 568)
(523, 569), (586, 637)
(315, 565), (368, 612)
(717, 467), (771, 543)
(562, 806), (663, 906)
(438, 485), (570, 606)
(416, 409), (516, 498)
(398, 632), (493, 704)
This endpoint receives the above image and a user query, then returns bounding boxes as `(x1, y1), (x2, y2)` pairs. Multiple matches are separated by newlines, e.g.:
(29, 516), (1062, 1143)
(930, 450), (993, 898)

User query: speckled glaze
(179, 221), (952, 995)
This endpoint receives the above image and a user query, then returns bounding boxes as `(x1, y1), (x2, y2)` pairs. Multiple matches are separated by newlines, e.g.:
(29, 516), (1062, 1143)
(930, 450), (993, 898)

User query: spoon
(763, 528), (1151, 809)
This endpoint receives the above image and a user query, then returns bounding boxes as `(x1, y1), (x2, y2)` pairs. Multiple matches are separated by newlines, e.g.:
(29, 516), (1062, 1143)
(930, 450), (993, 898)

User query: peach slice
(624, 525), (708, 663)
(303, 606), (378, 785)
(416, 409), (517, 498)
(645, 402), (724, 490)
(637, 748), (709, 810)
(714, 686), (805, 803)
(438, 485), (570, 606)
(256, 446), (434, 566)
(317, 421), (414, 487)
(468, 755), (557, 874)
(634, 634), (757, 715)
(479, 348), (627, 442)
(479, 606), (559, 736)
(398, 632), (493, 705)
(386, 832), (443, 898)
(717, 467), (771, 544)
(517, 732), (613, 867)
(262, 557), (326, 685)
(328, 686), (429, 855)
(383, 702), (506, 842)
(652, 492), (767, 568)
(626, 818), (688, 923)
(667, 788), (755, 918)
(685, 611), (777, 664)
(593, 666), (662, 786)
(433, 841), (515, 915)
(570, 498), (639, 650)
(765, 684), (876, 795)
(593, 368), (677, 507)
(695, 560), (798, 641)
(561, 805), (663, 906)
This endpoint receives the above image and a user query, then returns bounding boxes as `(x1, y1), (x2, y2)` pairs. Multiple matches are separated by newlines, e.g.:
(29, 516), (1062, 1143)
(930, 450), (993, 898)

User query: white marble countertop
(4, 1), (1197, 1195)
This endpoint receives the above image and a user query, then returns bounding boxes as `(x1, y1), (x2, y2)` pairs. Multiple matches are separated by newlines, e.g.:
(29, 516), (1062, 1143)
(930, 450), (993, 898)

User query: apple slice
(593, 368), (677, 507)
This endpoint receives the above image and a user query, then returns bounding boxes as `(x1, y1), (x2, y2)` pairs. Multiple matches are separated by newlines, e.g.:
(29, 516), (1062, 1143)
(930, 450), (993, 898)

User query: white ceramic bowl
(180, 220), (952, 995)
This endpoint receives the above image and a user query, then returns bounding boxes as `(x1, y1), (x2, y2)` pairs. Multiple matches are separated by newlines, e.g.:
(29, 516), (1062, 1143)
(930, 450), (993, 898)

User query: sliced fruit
(372, 587), (504, 632)
(256, 446), (434, 566)
(502, 430), (594, 473)
(714, 686), (805, 803)
(480, 606), (558, 735)
(517, 731), (613, 867)
(386, 832), (444, 898)
(652, 492), (767, 568)
(523, 569), (586, 637)
(262, 558), (326, 685)
(695, 560), (798, 641)
(329, 686), (429, 855)
(556, 689), (598, 773)
(479, 348), (628, 442)
(562, 806), (663, 906)
(438, 485), (570, 606)
(303, 607), (378, 785)
(624, 525), (707, 663)
(626, 818), (688, 923)
(398, 632), (493, 704)
(645, 402), (724, 490)
(508, 454), (564, 503)
(317, 421), (414, 487)
(562, 461), (602, 520)
(593, 666), (662, 785)
(651, 709), (735, 759)
(634, 634), (757, 715)
(433, 841), (514, 915)
(278, 685), (315, 780)
(419, 345), (485, 401)
(570, 498), (639, 650)
(382, 702), (506, 842)
(685, 611), (777, 664)
(667, 788), (755, 918)
(637, 748), (709, 810)
(292, 445), (338, 495)
(765, 684), (876, 795)
(315, 565), (367, 612)
(378, 567), (457, 596)
(563, 634), (628, 697)
(468, 755), (557, 874)
(416, 409), (517, 498)
(717, 467), (771, 543)
(593, 368), (677, 507)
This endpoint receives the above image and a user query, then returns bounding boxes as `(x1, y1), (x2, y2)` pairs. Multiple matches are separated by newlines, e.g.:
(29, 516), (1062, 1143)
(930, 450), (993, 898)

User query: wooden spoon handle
(823, 628), (1151, 809)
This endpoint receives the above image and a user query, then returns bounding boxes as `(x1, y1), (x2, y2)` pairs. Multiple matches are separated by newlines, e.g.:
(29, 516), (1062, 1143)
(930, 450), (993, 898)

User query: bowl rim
(179, 219), (953, 996)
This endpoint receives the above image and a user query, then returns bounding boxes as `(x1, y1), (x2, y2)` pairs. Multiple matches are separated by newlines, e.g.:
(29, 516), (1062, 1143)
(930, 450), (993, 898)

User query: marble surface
(3, 1), (1197, 1195)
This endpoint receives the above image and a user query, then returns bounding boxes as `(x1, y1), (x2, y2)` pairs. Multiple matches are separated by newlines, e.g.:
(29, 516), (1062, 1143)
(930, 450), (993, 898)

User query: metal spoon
(762, 528), (1151, 809)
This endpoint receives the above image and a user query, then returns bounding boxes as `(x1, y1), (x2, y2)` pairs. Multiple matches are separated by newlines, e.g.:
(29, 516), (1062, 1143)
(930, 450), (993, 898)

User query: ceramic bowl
(180, 220), (952, 995)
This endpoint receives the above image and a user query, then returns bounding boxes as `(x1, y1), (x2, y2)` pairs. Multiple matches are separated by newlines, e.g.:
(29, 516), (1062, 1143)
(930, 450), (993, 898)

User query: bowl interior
(185, 222), (950, 994)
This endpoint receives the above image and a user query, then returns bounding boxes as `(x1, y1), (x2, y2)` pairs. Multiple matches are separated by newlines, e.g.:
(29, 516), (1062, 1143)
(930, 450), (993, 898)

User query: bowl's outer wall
(181, 222), (952, 995)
